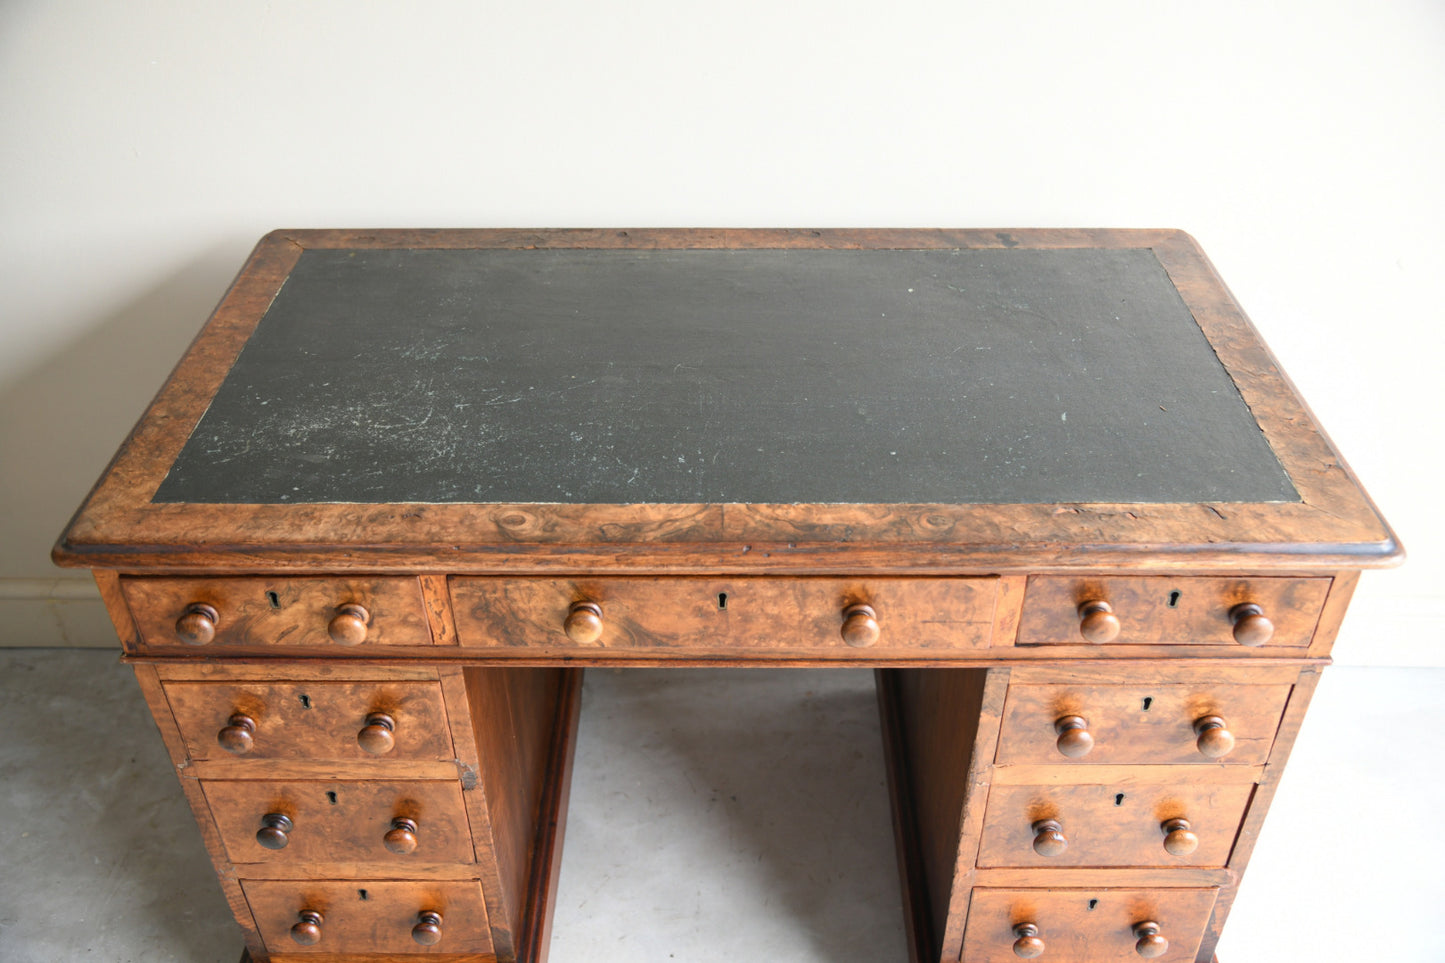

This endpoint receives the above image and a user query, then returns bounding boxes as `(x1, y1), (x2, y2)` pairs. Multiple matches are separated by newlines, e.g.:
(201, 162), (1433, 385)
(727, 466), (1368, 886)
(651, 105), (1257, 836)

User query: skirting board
(0, 577), (114, 647)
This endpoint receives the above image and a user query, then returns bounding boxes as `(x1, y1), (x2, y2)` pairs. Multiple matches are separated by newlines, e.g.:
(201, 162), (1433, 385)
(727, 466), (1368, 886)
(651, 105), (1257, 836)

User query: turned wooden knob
(1012, 922), (1045, 958)
(1132, 921), (1169, 958)
(328, 603), (371, 645)
(1031, 818), (1068, 857)
(1161, 817), (1199, 855)
(175, 603), (218, 645)
(217, 713), (256, 754)
(412, 910), (444, 946)
(1193, 715), (1235, 759)
(1230, 602), (1274, 646)
(840, 604), (880, 647)
(1054, 715), (1094, 758)
(291, 910), (324, 946)
(357, 711), (396, 754)
(1077, 599), (1121, 643)
(384, 817), (419, 854)
(255, 813), (293, 850)
(564, 601), (604, 644)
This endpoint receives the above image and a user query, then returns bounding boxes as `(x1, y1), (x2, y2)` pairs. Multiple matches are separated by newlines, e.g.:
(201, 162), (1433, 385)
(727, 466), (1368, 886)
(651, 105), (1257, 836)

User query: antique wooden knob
(217, 713), (257, 754)
(1193, 715), (1235, 758)
(840, 604), (880, 647)
(384, 817), (419, 854)
(357, 711), (396, 754)
(1161, 817), (1199, 855)
(290, 910), (324, 946)
(1031, 818), (1068, 857)
(1053, 715), (1094, 758)
(564, 601), (604, 644)
(1012, 922), (1045, 958)
(328, 603), (371, 646)
(175, 603), (218, 645)
(1132, 921), (1169, 958)
(1077, 599), (1121, 643)
(412, 911), (444, 946)
(255, 813), (293, 850)
(1229, 602), (1274, 646)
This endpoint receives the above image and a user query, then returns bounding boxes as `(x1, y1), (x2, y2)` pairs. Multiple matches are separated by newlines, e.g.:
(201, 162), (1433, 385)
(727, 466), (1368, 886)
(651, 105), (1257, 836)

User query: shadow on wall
(0, 240), (256, 579)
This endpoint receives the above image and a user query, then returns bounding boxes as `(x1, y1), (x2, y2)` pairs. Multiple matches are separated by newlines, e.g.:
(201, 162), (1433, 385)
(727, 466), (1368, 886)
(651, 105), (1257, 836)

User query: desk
(54, 229), (1399, 962)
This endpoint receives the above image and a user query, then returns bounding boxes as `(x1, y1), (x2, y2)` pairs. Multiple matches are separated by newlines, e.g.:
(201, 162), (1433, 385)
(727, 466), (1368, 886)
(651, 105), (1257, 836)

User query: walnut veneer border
(53, 229), (1401, 572)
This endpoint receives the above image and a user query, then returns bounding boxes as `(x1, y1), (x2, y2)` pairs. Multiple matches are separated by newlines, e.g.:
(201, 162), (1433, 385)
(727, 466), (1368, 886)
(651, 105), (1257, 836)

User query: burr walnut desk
(54, 229), (1400, 963)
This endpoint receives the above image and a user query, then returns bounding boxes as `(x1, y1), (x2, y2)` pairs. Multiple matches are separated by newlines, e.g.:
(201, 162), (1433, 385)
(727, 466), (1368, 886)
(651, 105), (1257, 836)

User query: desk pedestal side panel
(127, 656), (580, 963)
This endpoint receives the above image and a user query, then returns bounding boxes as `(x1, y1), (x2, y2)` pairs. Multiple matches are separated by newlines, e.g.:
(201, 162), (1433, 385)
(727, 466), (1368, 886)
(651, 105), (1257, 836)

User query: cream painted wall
(1, 1), (1440, 664)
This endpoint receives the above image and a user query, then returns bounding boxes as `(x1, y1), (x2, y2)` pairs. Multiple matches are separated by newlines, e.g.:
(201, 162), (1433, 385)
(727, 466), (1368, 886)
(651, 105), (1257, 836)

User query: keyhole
(1141, 697), (1153, 712)
(357, 889), (368, 901)
(1168, 590), (1181, 608)
(1115, 793), (1125, 806)
(326, 791), (338, 805)
(1088, 899), (1098, 911)
(266, 591), (281, 609)
(299, 694), (312, 710)
(718, 593), (728, 610)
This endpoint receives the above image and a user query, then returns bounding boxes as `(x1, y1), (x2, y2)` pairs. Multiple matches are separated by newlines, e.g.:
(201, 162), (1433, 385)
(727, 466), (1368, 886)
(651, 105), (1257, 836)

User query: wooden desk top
(54, 228), (1399, 573)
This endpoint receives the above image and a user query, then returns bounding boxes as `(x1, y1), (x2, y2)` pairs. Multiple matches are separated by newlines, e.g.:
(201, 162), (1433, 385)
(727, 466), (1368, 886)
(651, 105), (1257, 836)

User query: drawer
(243, 878), (491, 956)
(122, 576), (433, 649)
(450, 576), (997, 653)
(1017, 576), (1329, 647)
(163, 681), (454, 763)
(962, 887), (1217, 963)
(976, 780), (1253, 868)
(996, 683), (1292, 766)
(203, 779), (473, 865)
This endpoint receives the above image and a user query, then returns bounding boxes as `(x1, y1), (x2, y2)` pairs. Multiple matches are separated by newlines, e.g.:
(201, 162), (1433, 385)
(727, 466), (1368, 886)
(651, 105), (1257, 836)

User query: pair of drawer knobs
(1054, 713), (1235, 759)
(1030, 816), (1199, 857)
(217, 711), (397, 755)
(1013, 920), (1169, 959)
(256, 814), (420, 854)
(1078, 599), (1274, 646)
(290, 909), (443, 947)
(565, 600), (883, 647)
(175, 602), (372, 646)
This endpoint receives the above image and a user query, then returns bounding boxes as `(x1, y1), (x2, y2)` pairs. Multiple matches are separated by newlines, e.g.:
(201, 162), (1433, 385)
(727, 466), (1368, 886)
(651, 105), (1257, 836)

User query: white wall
(2, 0), (1440, 664)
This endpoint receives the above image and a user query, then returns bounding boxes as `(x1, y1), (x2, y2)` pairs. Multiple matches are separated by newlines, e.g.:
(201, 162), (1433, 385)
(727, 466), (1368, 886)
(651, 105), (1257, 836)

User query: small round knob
(840, 604), (880, 647)
(357, 711), (396, 755)
(1077, 600), (1121, 643)
(412, 910), (444, 946)
(1132, 921), (1168, 958)
(1193, 715), (1235, 759)
(328, 603), (371, 646)
(1053, 715), (1094, 758)
(1012, 922), (1045, 958)
(563, 601), (604, 644)
(291, 910), (324, 946)
(217, 713), (256, 754)
(1230, 602), (1274, 646)
(384, 817), (419, 854)
(175, 603), (218, 645)
(255, 813), (293, 850)
(1031, 818), (1068, 857)
(1161, 817), (1199, 856)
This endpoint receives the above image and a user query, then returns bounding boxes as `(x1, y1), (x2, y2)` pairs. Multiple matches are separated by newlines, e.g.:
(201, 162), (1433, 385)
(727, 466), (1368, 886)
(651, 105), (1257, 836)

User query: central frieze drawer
(204, 779), (474, 865)
(450, 577), (998, 652)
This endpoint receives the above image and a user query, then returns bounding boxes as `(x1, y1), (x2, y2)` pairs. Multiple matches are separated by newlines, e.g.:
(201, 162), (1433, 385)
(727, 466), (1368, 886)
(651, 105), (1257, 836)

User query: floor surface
(0, 650), (1440, 962)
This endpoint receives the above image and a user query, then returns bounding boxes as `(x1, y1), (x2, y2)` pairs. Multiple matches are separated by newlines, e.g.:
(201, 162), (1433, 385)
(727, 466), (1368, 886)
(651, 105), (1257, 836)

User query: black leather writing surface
(153, 247), (1298, 505)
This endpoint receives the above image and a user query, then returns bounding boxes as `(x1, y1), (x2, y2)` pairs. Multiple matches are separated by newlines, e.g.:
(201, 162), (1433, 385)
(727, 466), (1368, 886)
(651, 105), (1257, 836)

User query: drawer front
(977, 781), (1253, 868)
(451, 576), (997, 653)
(996, 683), (1292, 766)
(164, 681), (454, 762)
(962, 887), (1217, 963)
(1017, 576), (1329, 647)
(122, 576), (433, 650)
(243, 878), (491, 956)
(203, 779), (473, 865)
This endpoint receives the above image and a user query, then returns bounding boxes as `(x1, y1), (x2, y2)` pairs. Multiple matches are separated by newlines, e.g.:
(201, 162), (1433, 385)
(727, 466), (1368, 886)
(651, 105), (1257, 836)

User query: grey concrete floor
(0, 650), (1441, 962)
